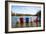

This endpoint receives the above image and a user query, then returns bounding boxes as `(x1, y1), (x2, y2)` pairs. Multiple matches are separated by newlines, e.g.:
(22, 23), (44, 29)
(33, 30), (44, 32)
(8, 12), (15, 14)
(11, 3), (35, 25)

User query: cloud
(12, 6), (41, 15)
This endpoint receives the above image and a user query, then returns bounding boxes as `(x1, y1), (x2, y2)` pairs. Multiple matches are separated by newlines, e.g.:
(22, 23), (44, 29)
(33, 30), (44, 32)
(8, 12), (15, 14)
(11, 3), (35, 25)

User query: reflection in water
(12, 16), (41, 28)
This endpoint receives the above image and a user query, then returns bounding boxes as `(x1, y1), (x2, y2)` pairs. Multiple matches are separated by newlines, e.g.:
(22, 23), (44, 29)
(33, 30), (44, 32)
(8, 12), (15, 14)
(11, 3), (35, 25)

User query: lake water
(11, 16), (41, 28)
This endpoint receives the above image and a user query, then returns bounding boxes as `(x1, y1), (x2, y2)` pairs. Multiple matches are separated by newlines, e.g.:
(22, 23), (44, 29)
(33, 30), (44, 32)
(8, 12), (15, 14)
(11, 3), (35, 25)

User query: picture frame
(5, 1), (45, 33)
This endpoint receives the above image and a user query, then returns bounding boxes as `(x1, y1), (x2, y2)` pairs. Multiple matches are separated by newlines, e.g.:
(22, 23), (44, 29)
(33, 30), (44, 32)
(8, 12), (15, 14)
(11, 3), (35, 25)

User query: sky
(11, 5), (41, 15)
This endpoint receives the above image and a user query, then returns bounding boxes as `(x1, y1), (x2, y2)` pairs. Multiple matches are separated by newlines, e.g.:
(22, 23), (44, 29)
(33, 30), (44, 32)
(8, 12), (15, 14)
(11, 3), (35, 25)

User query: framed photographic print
(5, 1), (45, 33)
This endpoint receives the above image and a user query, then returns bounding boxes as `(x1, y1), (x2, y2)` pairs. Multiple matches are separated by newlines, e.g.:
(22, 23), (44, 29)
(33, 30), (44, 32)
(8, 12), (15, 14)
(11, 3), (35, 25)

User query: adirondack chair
(25, 17), (29, 27)
(20, 17), (24, 27)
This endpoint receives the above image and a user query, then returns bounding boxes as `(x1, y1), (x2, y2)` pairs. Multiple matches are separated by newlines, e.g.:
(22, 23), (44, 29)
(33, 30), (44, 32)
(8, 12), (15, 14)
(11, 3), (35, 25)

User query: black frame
(5, 1), (45, 33)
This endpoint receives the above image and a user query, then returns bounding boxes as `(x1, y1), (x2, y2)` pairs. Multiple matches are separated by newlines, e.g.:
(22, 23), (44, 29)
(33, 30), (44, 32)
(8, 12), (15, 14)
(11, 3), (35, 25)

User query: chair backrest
(25, 17), (29, 23)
